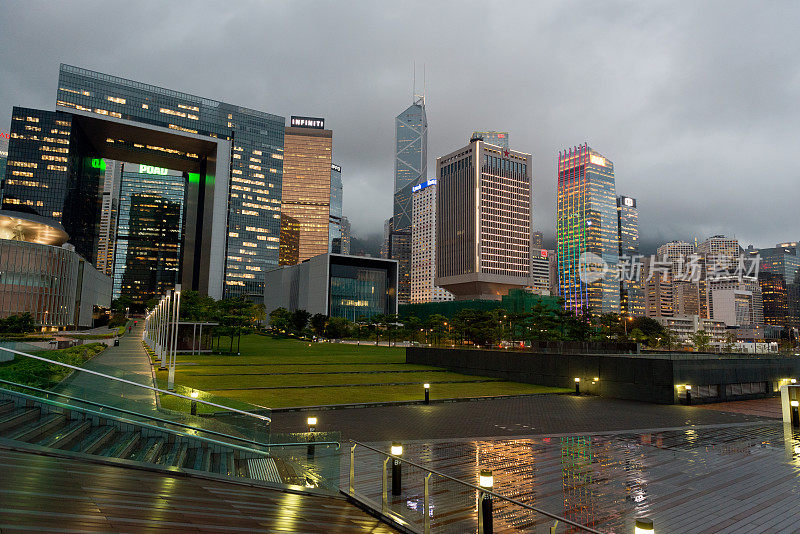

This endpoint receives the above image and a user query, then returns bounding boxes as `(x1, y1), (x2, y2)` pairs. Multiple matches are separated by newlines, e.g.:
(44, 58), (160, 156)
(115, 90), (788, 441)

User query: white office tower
(411, 179), (453, 303)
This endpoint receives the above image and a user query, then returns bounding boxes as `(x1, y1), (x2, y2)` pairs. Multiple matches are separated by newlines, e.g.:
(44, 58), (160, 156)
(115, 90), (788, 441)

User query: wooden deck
(0, 447), (396, 533)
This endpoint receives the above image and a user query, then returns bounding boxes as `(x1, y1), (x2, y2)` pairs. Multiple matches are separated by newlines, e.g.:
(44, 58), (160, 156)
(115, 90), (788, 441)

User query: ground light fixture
(189, 390), (199, 415)
(574, 377), (580, 396)
(479, 469), (494, 534)
(424, 383), (430, 404)
(792, 379), (797, 384)
(634, 518), (654, 533)
(307, 416), (318, 459)
(391, 442), (402, 495)
(791, 401), (800, 428)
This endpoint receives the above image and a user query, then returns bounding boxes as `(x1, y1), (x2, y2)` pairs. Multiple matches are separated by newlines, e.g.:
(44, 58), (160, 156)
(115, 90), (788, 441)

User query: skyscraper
(97, 160), (122, 276)
(0, 134), (8, 193)
(3, 64), (285, 300)
(532, 231), (544, 249)
(281, 117), (332, 264)
(557, 144), (620, 315)
(411, 178), (453, 303)
(340, 216), (351, 255)
(435, 138), (532, 300)
(755, 242), (799, 328)
(617, 195), (643, 316)
(471, 131), (509, 149)
(392, 95), (427, 303)
(329, 163), (343, 252)
(112, 163), (185, 305)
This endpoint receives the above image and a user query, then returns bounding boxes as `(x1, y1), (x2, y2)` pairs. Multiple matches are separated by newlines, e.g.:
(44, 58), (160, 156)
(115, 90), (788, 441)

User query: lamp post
(424, 383), (430, 405)
(390, 442), (402, 496)
(167, 285), (181, 391)
(307, 416), (317, 459)
(574, 377), (580, 396)
(791, 401), (799, 428)
(478, 468), (494, 534)
(635, 518), (654, 534)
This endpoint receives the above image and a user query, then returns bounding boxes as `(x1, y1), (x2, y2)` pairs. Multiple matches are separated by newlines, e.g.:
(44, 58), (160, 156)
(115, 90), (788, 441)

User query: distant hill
(350, 233), (382, 257)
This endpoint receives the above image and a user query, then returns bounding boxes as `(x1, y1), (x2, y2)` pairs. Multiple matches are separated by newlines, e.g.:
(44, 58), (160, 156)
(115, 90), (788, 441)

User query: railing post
(382, 456), (390, 514)
(349, 444), (356, 495)
(424, 472), (432, 534)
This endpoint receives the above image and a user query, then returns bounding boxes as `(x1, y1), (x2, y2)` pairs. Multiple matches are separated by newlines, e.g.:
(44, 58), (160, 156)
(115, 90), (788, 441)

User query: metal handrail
(0, 346), (271, 424)
(350, 440), (603, 534)
(0, 379), (339, 451)
(0, 385), (338, 462)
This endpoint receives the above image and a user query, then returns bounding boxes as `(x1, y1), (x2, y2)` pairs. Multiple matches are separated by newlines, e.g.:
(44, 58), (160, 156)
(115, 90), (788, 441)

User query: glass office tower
(112, 164), (185, 305)
(758, 243), (800, 328)
(2, 64), (285, 299)
(329, 163), (343, 252)
(557, 144), (620, 315)
(281, 118), (332, 263)
(617, 195), (644, 316)
(392, 96), (427, 303)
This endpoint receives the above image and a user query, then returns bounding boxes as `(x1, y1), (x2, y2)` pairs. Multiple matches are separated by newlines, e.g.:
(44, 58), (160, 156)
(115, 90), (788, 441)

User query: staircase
(0, 388), (309, 486)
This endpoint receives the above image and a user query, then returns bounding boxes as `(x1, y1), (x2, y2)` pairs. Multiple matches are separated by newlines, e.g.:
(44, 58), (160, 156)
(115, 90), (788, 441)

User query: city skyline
(0, 2), (797, 251)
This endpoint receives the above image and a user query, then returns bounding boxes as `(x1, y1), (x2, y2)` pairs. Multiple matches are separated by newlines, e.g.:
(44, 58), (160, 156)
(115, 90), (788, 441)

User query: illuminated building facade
(471, 131), (509, 149)
(435, 138), (532, 300)
(411, 179), (453, 303)
(617, 195), (643, 316)
(278, 214), (300, 266)
(339, 216), (351, 255)
(0, 134), (8, 191)
(112, 164), (185, 305)
(757, 242), (800, 328)
(281, 118), (332, 263)
(329, 163), (342, 252)
(0, 211), (111, 329)
(263, 253), (398, 321)
(97, 160), (121, 276)
(2, 64), (285, 299)
(392, 96), (427, 302)
(532, 231), (543, 249)
(557, 144), (620, 314)
(528, 248), (553, 295)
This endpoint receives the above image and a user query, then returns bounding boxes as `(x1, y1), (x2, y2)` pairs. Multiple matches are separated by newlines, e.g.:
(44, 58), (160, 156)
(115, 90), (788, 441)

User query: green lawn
(162, 334), (569, 409)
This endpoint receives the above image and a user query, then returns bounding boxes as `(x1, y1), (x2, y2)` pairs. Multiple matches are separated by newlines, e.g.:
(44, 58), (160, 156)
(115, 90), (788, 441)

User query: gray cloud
(1, 0), (797, 251)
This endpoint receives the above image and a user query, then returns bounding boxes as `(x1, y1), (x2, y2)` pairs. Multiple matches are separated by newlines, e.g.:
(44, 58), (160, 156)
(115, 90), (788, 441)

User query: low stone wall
(407, 347), (800, 404)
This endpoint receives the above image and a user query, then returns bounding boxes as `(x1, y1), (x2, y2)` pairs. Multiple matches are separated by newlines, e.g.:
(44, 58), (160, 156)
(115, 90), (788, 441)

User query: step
(245, 457), (282, 483)
(70, 426), (116, 454)
(6, 413), (66, 443)
(190, 447), (211, 472)
(211, 451), (235, 476)
(129, 437), (165, 464)
(39, 420), (92, 449)
(0, 399), (15, 414)
(99, 432), (140, 459)
(0, 407), (41, 432)
(159, 442), (188, 467)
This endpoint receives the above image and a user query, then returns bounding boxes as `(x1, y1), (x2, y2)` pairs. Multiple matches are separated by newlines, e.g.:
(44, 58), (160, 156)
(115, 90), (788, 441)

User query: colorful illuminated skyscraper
(557, 144), (620, 315)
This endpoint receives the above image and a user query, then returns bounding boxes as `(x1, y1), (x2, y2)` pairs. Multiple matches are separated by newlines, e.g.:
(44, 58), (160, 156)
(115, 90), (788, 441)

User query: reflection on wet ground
(353, 422), (800, 533)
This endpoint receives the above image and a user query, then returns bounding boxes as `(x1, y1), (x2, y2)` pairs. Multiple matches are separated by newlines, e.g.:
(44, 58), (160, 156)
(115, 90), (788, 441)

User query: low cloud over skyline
(1, 1), (797, 252)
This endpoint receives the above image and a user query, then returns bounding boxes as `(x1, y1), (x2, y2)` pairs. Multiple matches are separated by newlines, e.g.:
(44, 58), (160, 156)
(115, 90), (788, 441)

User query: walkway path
(54, 322), (157, 411)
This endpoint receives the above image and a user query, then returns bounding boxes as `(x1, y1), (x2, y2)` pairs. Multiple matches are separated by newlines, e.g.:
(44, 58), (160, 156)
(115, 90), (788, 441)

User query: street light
(391, 442), (403, 495)
(424, 383), (430, 404)
(479, 469), (494, 534)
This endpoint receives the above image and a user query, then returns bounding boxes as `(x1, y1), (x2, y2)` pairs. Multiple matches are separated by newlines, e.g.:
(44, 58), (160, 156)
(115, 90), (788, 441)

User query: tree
(268, 307), (292, 332)
(290, 309), (311, 334)
(723, 332), (738, 353)
(0, 313), (37, 334)
(310, 313), (328, 338)
(426, 314), (449, 346)
(214, 297), (258, 353)
(325, 317), (350, 339)
(111, 296), (133, 314)
(179, 290), (217, 321)
(690, 329), (712, 352)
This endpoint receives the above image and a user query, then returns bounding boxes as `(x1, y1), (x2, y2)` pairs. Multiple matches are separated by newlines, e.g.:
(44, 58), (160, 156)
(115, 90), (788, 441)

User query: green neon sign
(90, 158), (106, 171)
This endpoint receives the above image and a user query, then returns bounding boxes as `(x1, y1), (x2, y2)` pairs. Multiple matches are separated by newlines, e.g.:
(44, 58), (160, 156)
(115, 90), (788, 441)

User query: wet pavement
(349, 422), (800, 533)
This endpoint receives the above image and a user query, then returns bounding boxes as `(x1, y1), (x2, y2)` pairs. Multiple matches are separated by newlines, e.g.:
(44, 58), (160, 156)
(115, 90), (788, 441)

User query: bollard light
(634, 518), (654, 533)
(792, 379), (797, 384)
(391, 442), (403, 495)
(574, 377), (580, 396)
(190, 390), (199, 415)
(791, 401), (800, 428)
(307, 416), (317, 431)
(479, 468), (494, 534)
(424, 383), (430, 405)
(685, 385), (692, 405)
(307, 416), (318, 459)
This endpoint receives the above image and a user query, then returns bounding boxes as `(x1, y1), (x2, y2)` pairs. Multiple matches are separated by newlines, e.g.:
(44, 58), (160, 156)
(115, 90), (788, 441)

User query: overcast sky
(1, 1), (798, 252)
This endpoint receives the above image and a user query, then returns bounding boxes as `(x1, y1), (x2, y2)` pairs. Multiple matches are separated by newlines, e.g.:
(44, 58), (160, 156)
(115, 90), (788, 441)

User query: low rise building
(655, 314), (727, 346)
(263, 253), (398, 321)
